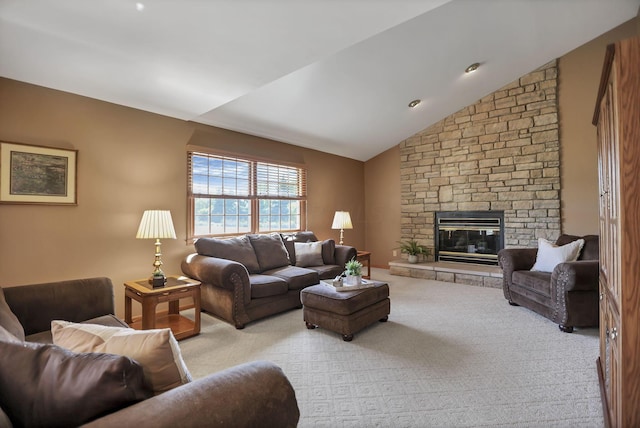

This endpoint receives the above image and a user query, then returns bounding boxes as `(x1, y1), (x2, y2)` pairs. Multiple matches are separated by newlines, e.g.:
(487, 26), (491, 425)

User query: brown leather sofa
(182, 231), (357, 329)
(0, 278), (300, 427)
(498, 234), (599, 333)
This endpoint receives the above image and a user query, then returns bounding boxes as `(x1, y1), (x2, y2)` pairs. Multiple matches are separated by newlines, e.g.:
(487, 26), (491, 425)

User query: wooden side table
(356, 251), (371, 279)
(124, 275), (201, 340)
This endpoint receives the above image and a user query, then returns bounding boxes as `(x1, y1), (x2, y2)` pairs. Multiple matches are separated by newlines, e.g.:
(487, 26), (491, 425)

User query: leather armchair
(498, 234), (599, 333)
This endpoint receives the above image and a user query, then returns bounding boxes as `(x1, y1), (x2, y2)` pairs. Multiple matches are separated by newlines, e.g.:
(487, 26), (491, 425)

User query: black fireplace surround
(435, 211), (504, 266)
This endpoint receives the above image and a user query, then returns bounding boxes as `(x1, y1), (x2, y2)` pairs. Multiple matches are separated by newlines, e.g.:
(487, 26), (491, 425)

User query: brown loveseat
(182, 231), (357, 329)
(0, 277), (300, 428)
(498, 234), (599, 333)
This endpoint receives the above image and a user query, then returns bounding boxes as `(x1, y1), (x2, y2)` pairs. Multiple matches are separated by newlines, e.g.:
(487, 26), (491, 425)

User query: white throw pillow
(530, 238), (585, 273)
(294, 241), (324, 267)
(51, 321), (192, 395)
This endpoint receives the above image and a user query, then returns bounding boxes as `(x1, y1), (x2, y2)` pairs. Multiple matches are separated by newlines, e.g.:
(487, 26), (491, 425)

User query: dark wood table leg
(124, 293), (133, 324)
(141, 296), (157, 330)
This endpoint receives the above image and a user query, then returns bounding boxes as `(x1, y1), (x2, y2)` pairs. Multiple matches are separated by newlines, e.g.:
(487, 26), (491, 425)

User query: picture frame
(0, 141), (77, 205)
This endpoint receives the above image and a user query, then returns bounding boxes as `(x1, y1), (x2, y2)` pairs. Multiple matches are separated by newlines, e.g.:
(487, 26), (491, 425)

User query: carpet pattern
(179, 268), (603, 427)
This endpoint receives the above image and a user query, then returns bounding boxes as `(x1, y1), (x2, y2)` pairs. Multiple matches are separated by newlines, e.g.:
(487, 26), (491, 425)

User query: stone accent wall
(400, 61), (561, 253)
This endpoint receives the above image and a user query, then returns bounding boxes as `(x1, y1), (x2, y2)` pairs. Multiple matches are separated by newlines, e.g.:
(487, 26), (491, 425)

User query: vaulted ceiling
(1, 0), (638, 161)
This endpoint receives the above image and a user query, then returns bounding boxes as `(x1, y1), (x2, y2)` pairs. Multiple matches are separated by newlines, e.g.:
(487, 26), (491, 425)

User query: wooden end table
(124, 275), (201, 340)
(356, 251), (371, 279)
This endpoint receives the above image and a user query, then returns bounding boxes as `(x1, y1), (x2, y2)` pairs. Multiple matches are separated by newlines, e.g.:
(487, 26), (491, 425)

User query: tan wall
(558, 17), (638, 235)
(0, 78), (364, 317)
(364, 145), (401, 267)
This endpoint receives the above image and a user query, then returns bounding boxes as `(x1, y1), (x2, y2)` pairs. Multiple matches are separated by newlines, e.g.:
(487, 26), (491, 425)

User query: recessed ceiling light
(465, 62), (480, 73)
(408, 99), (421, 108)
(135, 2), (145, 11)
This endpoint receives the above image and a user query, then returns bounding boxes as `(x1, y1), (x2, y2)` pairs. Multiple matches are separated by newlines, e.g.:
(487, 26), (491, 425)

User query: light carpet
(179, 268), (603, 427)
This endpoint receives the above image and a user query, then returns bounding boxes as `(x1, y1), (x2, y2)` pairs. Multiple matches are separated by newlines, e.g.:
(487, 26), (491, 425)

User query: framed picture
(0, 141), (77, 205)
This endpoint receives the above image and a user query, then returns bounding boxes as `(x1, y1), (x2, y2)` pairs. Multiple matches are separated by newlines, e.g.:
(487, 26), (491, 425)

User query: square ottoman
(300, 281), (390, 341)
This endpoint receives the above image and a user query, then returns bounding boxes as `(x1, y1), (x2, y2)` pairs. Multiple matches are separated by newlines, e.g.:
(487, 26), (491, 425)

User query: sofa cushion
(292, 231), (318, 242)
(579, 235), (599, 261)
(306, 264), (344, 280)
(249, 233), (291, 271)
(195, 235), (261, 274)
(25, 314), (130, 344)
(0, 340), (152, 427)
(51, 321), (192, 395)
(281, 234), (297, 265)
(531, 238), (584, 273)
(0, 288), (24, 341)
(249, 275), (289, 298)
(557, 234), (599, 261)
(512, 270), (552, 297)
(295, 242), (324, 267)
(265, 266), (319, 291)
(321, 239), (337, 265)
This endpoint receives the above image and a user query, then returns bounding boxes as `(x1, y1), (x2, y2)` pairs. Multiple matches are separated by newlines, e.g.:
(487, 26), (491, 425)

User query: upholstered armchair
(497, 234), (599, 333)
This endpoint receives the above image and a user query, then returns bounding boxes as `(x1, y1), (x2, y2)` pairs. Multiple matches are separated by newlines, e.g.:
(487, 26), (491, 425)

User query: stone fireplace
(399, 60), (561, 254)
(435, 211), (504, 266)
(392, 61), (562, 286)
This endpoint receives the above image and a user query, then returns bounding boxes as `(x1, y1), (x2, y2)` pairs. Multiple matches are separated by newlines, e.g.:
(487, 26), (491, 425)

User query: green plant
(397, 239), (431, 256)
(344, 258), (363, 276)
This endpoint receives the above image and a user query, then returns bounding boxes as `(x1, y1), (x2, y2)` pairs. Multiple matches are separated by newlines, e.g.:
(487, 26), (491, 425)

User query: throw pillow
(0, 340), (151, 427)
(321, 239), (336, 265)
(51, 321), (192, 395)
(0, 325), (20, 343)
(195, 235), (261, 274)
(0, 288), (24, 341)
(294, 242), (324, 267)
(281, 234), (297, 265)
(530, 238), (585, 273)
(248, 233), (291, 271)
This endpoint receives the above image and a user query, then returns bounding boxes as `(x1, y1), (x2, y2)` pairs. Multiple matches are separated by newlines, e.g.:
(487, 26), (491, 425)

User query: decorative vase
(408, 254), (418, 264)
(345, 274), (362, 286)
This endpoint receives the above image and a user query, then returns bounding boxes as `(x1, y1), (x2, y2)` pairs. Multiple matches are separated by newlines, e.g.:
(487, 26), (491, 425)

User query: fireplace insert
(435, 211), (504, 265)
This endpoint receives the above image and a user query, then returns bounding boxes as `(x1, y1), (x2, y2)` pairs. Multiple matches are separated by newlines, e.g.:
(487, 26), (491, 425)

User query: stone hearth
(389, 260), (503, 288)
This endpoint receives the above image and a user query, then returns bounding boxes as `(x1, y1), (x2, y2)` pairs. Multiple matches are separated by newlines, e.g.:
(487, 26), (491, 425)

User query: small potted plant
(344, 258), (363, 285)
(397, 238), (431, 264)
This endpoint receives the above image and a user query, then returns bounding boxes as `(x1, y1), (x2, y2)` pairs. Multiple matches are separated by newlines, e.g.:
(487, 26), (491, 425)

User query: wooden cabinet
(593, 35), (640, 428)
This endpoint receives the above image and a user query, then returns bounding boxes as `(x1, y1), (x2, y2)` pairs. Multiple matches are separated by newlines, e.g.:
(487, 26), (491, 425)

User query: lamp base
(149, 274), (167, 288)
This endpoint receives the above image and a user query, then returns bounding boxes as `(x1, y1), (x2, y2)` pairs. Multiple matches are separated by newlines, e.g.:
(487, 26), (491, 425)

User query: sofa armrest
(82, 360), (300, 428)
(3, 278), (115, 336)
(181, 254), (251, 306)
(552, 260), (600, 292)
(334, 245), (357, 268)
(498, 248), (538, 301)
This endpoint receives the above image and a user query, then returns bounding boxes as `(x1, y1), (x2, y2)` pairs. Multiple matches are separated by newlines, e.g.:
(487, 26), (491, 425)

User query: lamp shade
(136, 210), (177, 239)
(331, 211), (353, 230)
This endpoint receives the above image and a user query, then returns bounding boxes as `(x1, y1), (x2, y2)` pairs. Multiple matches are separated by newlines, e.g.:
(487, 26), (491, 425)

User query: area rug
(179, 268), (603, 427)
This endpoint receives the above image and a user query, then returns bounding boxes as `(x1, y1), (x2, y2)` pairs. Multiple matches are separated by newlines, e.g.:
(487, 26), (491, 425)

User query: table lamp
(136, 210), (177, 287)
(331, 211), (353, 245)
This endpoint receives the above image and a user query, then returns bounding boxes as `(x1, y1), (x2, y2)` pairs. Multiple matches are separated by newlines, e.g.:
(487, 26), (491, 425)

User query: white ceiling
(1, 0), (638, 161)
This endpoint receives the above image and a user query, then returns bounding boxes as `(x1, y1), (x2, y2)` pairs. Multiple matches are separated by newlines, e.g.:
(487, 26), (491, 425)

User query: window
(188, 151), (307, 238)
